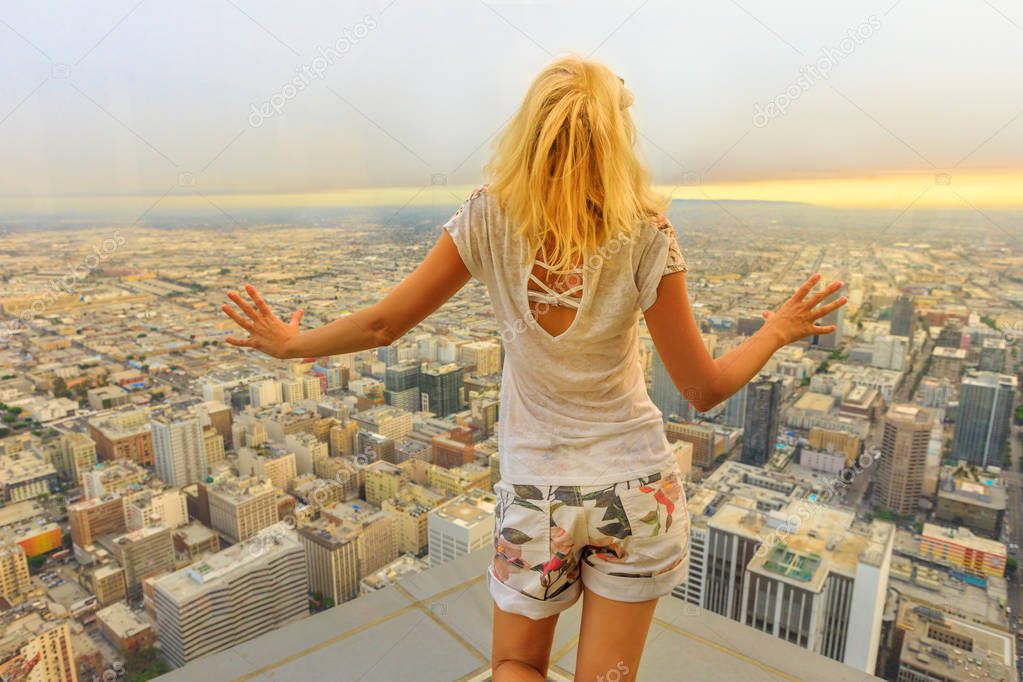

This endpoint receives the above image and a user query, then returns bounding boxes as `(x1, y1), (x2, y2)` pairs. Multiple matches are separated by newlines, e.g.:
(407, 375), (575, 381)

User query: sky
(1, 0), (1022, 218)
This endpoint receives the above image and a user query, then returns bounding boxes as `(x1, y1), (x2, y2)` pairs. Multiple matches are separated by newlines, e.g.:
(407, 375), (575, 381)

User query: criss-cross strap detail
(527, 259), (584, 310)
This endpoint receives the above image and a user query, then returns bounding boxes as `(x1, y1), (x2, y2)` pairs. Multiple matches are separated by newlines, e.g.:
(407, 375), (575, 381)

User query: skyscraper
(741, 376), (782, 466)
(811, 288), (845, 350)
(69, 495), (127, 549)
(875, 404), (932, 515)
(978, 337), (1007, 372)
(650, 351), (688, 421)
(681, 463), (894, 673)
(458, 340), (502, 375)
(152, 411), (208, 488)
(55, 432), (97, 486)
(297, 519), (361, 605)
(0, 543), (31, 605)
(385, 361), (421, 412)
(152, 523), (308, 668)
(889, 294), (914, 338)
(951, 372), (1017, 467)
(206, 475), (278, 544)
(196, 400), (233, 449)
(420, 363), (464, 417)
(377, 344), (399, 366)
(723, 383), (747, 428)
(109, 524), (175, 599)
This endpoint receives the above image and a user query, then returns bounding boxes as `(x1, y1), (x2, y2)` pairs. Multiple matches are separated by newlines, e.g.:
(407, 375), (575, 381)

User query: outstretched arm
(221, 231), (471, 359)
(643, 271), (846, 412)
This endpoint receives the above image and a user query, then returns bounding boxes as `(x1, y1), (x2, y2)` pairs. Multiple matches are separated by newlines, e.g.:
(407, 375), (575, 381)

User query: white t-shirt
(443, 185), (688, 485)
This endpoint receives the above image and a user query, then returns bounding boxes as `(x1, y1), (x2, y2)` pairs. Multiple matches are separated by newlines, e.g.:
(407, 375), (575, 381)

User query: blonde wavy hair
(486, 55), (667, 273)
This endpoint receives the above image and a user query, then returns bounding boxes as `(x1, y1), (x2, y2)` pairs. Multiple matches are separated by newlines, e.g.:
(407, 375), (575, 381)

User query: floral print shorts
(489, 468), (690, 620)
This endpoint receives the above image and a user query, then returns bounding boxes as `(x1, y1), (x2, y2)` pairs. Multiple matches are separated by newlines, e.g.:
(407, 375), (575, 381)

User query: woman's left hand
(221, 284), (304, 359)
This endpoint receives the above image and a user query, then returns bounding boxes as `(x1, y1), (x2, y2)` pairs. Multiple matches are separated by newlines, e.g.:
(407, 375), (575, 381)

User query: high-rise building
(458, 340), (501, 375)
(680, 463), (894, 674)
(811, 288), (845, 350)
(362, 460), (406, 506)
(0, 543), (31, 604)
(236, 446), (297, 491)
(283, 432), (329, 476)
(889, 294), (914, 338)
(723, 383), (747, 428)
(934, 462), (1006, 537)
(0, 452), (58, 503)
(88, 564), (127, 606)
(206, 475), (278, 544)
(80, 459), (147, 500)
(109, 524), (175, 599)
(420, 363), (464, 417)
(875, 404), (933, 515)
(935, 319), (964, 349)
(329, 421), (359, 457)
(951, 372), (1016, 468)
(152, 411), (208, 488)
(650, 351), (689, 421)
(297, 519), (361, 605)
(741, 376), (782, 466)
(428, 489), (496, 568)
(302, 375), (323, 401)
(171, 522), (221, 563)
(248, 379), (282, 407)
(202, 425), (225, 466)
(377, 344), (399, 366)
(152, 523), (308, 668)
(321, 504), (398, 576)
(978, 337), (1008, 373)
(69, 495), (126, 549)
(930, 346), (966, 381)
(384, 362), (421, 412)
(353, 406), (413, 441)
(125, 489), (188, 530)
(55, 432), (97, 486)
(87, 409), (155, 466)
(665, 421), (717, 470)
(469, 392), (500, 438)
(280, 378), (303, 404)
(196, 400), (233, 449)
(382, 485), (443, 556)
(9, 621), (79, 682)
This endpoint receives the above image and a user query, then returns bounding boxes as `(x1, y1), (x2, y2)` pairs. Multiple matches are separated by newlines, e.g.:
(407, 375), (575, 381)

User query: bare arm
(643, 271), (846, 412)
(221, 231), (471, 359)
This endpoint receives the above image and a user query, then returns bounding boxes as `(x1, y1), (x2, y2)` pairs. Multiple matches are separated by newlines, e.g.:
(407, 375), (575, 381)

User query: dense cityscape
(0, 200), (1020, 681)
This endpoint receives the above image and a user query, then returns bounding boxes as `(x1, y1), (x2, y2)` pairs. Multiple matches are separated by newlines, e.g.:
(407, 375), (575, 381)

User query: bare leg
(574, 586), (658, 681)
(492, 601), (560, 681)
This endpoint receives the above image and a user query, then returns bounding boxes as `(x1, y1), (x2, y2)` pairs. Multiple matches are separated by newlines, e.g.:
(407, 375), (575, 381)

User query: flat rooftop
(432, 492), (495, 528)
(157, 548), (881, 681)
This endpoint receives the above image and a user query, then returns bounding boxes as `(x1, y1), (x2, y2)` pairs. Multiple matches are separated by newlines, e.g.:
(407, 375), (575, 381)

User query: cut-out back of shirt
(526, 257), (584, 337)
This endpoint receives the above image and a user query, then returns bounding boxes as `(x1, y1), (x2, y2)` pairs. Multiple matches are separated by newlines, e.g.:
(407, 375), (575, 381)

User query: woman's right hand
(760, 273), (848, 346)
(221, 284), (304, 359)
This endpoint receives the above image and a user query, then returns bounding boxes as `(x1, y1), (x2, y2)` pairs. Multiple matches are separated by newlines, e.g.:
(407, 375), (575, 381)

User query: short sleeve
(636, 216), (687, 311)
(442, 185), (489, 282)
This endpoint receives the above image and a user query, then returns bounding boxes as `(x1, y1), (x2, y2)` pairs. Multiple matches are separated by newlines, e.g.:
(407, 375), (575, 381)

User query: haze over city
(1, 0), (1022, 220)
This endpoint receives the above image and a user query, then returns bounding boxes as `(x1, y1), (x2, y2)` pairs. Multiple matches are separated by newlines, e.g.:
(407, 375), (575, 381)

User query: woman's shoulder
(468, 184), (490, 202)
(451, 184), (490, 217)
(627, 212), (675, 250)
